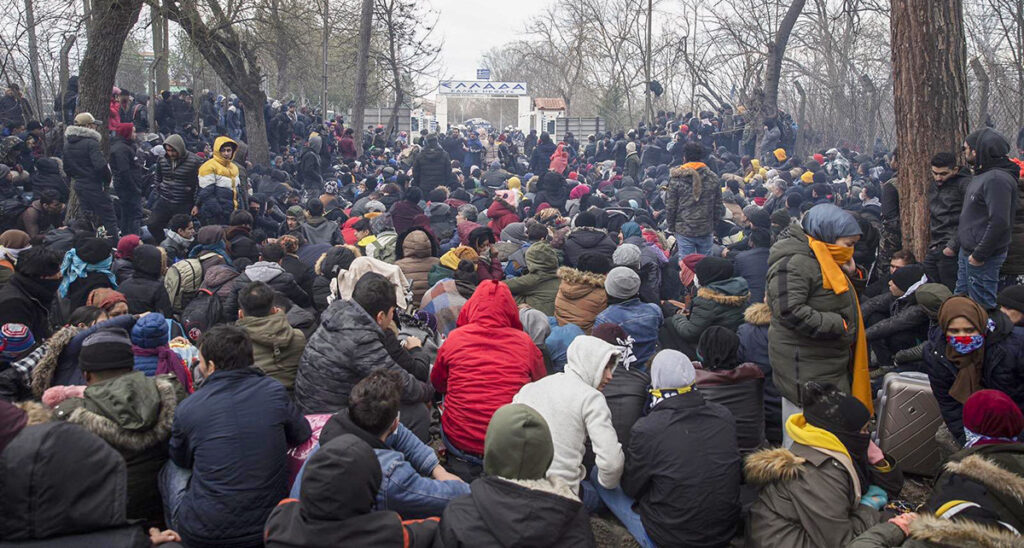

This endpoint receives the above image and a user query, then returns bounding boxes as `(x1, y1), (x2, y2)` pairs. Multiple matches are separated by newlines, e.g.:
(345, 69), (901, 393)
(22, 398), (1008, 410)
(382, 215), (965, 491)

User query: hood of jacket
(0, 422), (130, 541)
(466, 476), (584, 548)
(743, 302), (771, 326)
(697, 277), (750, 306)
(244, 261), (286, 283)
(211, 136), (238, 167)
(427, 201), (452, 218)
(132, 244), (165, 278)
(525, 241), (559, 274)
(564, 335), (620, 389)
(906, 513), (1022, 546)
(397, 227), (437, 260)
(457, 220), (482, 243)
(743, 447), (807, 485)
(941, 453), (1024, 510)
(35, 156), (61, 175)
(201, 264), (240, 292)
(966, 128), (1018, 177)
(65, 373), (176, 453)
(567, 227), (611, 248)
(237, 311), (300, 349)
(64, 124), (101, 144)
(456, 280), (523, 330)
(768, 220), (814, 266)
(557, 266), (605, 300)
(164, 134), (186, 157)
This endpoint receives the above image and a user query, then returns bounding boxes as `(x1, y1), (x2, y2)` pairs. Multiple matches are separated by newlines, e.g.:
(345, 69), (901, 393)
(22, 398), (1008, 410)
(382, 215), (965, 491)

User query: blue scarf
(188, 242), (233, 266)
(58, 249), (117, 298)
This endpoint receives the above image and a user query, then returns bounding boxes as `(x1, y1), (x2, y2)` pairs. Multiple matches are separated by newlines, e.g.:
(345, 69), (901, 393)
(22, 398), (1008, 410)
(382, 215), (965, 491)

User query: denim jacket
(291, 422), (470, 519)
(594, 298), (664, 364)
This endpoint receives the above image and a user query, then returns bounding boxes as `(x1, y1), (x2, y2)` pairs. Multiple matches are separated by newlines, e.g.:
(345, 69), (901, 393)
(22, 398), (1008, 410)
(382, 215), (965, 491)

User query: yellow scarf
(785, 414), (850, 459)
(806, 235), (873, 414)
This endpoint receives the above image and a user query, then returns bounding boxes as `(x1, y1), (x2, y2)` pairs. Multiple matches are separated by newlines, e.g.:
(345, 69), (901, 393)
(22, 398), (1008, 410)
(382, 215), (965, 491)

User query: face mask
(948, 334), (984, 354)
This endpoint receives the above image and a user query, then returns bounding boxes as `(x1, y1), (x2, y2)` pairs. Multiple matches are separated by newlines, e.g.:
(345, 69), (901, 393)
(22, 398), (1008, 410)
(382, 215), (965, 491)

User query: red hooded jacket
(430, 281), (545, 455)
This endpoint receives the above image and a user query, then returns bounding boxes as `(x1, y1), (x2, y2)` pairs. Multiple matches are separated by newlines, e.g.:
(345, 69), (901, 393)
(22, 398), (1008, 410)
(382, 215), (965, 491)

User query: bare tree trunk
(77, 0), (145, 151)
(891, 0), (969, 261)
(24, 0), (43, 118)
(794, 80), (807, 158)
(971, 57), (990, 129)
(861, 74), (879, 153)
(351, 0), (374, 157)
(759, 0), (805, 155)
(151, 1), (169, 93)
(56, 34), (76, 124)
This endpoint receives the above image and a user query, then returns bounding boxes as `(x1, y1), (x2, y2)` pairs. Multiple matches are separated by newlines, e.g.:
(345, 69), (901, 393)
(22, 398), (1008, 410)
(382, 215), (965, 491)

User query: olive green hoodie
(236, 311), (306, 393)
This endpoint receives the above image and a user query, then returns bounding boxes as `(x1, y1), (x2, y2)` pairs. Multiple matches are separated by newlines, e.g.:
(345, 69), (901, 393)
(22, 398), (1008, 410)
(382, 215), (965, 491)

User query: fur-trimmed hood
(744, 302), (771, 325)
(499, 476), (579, 502)
(64, 375), (177, 453)
(696, 277), (750, 307)
(31, 325), (83, 398)
(743, 447), (806, 484)
(557, 266), (606, 288)
(908, 513), (1021, 547)
(945, 454), (1024, 505)
(64, 124), (101, 142)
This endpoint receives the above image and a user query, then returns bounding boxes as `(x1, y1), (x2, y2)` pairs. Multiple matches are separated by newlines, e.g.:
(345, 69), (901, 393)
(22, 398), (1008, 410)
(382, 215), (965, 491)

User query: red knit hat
(963, 389), (1024, 442)
(681, 253), (705, 272)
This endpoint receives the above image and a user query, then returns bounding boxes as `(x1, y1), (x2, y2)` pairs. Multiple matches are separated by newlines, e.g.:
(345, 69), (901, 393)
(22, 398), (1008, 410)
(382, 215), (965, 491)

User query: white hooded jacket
(513, 335), (625, 495)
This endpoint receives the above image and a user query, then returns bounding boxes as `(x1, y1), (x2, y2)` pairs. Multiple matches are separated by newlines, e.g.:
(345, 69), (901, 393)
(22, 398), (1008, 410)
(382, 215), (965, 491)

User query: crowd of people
(0, 78), (1022, 547)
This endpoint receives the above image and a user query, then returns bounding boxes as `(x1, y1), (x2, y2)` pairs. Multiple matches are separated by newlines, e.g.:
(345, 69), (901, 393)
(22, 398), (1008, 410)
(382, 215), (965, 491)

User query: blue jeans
(955, 249), (1007, 310)
(158, 460), (192, 531)
(591, 473), (657, 548)
(441, 429), (483, 483)
(675, 234), (713, 256)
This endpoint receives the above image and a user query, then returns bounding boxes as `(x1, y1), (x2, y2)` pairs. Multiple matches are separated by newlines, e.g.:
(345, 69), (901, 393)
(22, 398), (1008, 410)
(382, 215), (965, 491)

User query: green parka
(505, 241), (561, 316)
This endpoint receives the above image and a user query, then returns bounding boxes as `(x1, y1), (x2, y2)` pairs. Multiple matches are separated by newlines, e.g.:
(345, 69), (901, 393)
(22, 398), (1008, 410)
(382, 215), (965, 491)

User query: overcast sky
(428, 0), (550, 83)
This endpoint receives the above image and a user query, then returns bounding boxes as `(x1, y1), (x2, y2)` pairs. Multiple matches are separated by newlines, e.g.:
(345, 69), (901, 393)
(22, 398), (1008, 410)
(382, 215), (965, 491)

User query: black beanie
(997, 284), (1024, 312)
(891, 264), (925, 292)
(76, 237), (112, 265)
(575, 211), (597, 228)
(427, 188), (448, 203)
(802, 382), (869, 435)
(79, 328), (135, 372)
(812, 171), (828, 185)
(695, 256), (734, 285)
(577, 252), (613, 275)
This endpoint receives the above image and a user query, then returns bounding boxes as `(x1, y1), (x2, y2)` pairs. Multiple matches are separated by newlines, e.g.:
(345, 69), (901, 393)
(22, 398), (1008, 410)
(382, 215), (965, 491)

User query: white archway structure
(435, 80), (531, 131)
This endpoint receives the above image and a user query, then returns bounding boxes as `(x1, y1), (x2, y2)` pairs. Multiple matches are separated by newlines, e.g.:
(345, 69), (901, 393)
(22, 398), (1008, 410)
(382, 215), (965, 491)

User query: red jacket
(431, 281), (545, 455)
(486, 200), (519, 235)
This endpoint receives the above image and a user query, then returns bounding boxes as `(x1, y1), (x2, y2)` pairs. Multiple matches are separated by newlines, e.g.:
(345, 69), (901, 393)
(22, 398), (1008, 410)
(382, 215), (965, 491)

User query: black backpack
(0, 196), (30, 231)
(181, 288), (223, 343)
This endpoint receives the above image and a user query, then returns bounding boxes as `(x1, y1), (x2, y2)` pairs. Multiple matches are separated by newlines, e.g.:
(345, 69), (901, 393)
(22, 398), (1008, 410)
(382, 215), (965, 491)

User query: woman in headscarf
(923, 296), (1024, 445)
(746, 382), (903, 548)
(0, 229), (30, 287)
(766, 203), (871, 446)
(694, 326), (766, 454)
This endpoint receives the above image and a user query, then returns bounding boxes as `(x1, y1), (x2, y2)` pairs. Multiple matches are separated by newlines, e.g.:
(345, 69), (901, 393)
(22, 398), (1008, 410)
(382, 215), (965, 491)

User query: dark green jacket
(665, 277), (749, 344)
(765, 221), (862, 404)
(505, 242), (560, 315)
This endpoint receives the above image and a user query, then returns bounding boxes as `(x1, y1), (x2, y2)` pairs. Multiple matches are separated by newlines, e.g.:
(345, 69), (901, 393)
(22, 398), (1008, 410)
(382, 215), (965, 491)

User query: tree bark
(794, 80), (807, 158)
(891, 0), (970, 261)
(759, 0), (805, 155)
(351, 0), (374, 157)
(163, 0), (271, 164)
(970, 57), (990, 129)
(24, 0), (43, 119)
(151, 1), (169, 93)
(57, 34), (76, 123)
(77, 0), (145, 150)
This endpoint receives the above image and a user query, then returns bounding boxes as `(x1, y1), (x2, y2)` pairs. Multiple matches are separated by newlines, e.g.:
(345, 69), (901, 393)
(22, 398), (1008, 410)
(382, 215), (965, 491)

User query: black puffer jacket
(865, 293), (929, 344)
(118, 245), (174, 317)
(0, 422), (151, 547)
(562, 227), (617, 268)
(155, 134), (202, 205)
(413, 144), (453, 191)
(927, 168), (968, 251)
(922, 312), (1024, 443)
(63, 125), (110, 189)
(622, 390), (741, 548)
(439, 476), (595, 548)
(294, 299), (433, 414)
(30, 157), (70, 202)
(109, 135), (142, 194)
(224, 261), (311, 320)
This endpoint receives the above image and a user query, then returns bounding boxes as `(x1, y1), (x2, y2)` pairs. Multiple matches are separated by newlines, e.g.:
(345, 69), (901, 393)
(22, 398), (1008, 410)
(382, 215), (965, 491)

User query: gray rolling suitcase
(873, 372), (943, 476)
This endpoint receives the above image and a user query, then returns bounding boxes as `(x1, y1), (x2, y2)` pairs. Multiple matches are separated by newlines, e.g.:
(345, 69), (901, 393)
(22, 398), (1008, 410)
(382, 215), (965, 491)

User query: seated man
(439, 403), (597, 547)
(16, 189), (64, 241)
(54, 328), (180, 528)
(292, 370), (469, 519)
(596, 349), (742, 548)
(295, 272), (433, 438)
(514, 335), (624, 508)
(162, 325), (311, 548)
(594, 267), (663, 365)
(264, 435), (439, 548)
(431, 280), (546, 481)
(236, 281), (306, 395)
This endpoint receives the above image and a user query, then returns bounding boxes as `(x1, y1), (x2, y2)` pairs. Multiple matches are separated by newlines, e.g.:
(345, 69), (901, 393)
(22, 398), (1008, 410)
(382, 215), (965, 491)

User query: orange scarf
(681, 162), (707, 170)
(806, 235), (873, 414)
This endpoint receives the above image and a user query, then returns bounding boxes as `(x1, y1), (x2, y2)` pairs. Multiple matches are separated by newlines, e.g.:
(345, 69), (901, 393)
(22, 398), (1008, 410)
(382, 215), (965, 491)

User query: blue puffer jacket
(169, 367), (311, 548)
(922, 315), (1024, 444)
(291, 410), (470, 519)
(594, 298), (664, 365)
(131, 312), (168, 376)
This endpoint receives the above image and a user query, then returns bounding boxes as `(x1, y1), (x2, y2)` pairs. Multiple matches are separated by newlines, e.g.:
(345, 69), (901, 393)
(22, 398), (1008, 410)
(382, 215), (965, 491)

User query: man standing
(924, 152), (968, 291)
(109, 123), (144, 236)
(148, 134), (202, 238)
(63, 113), (118, 239)
(957, 129), (1019, 310)
(665, 142), (722, 256)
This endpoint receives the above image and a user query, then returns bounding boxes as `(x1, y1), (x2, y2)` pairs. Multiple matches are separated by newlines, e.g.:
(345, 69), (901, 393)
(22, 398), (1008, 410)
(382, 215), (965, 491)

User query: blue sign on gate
(476, 68), (491, 80)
